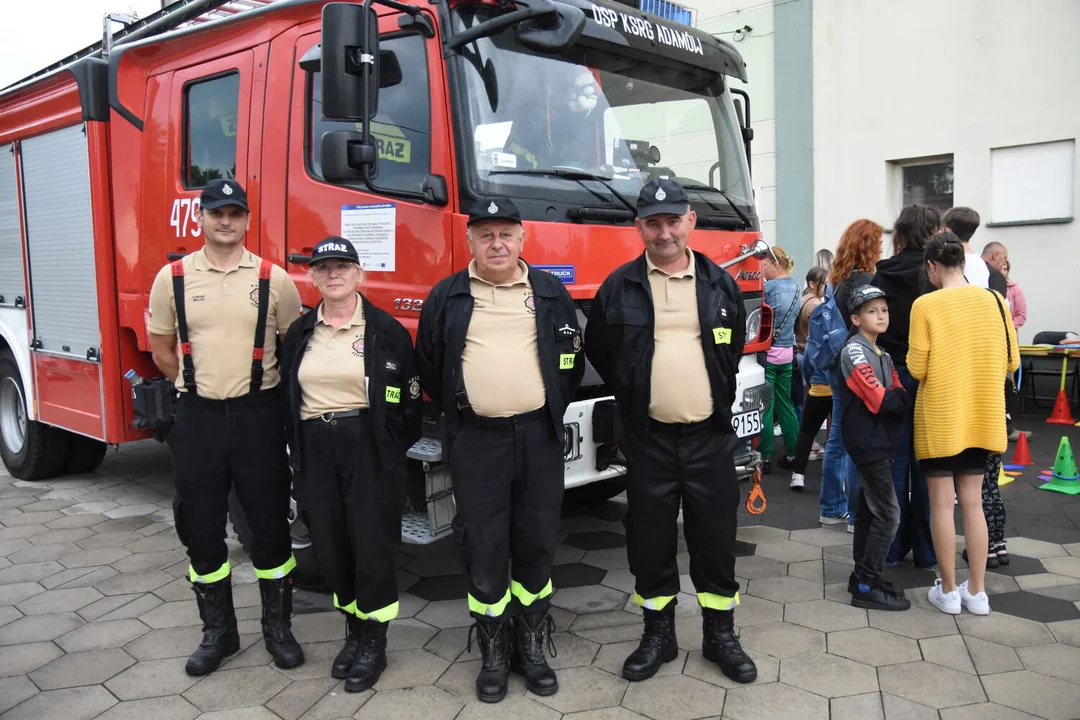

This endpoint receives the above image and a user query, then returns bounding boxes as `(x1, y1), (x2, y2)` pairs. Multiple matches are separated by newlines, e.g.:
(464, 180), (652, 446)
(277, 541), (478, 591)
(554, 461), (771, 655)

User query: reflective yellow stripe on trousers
(631, 592), (677, 611)
(253, 554), (297, 580)
(510, 579), (554, 607)
(357, 602), (400, 623)
(468, 589), (512, 617)
(697, 591), (740, 610)
(189, 560), (231, 584)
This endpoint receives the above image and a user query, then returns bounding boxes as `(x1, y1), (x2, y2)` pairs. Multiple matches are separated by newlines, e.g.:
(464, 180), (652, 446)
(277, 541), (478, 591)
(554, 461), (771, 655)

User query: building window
(307, 34), (431, 196)
(892, 156), (954, 214)
(183, 73), (240, 188)
(990, 140), (1075, 226)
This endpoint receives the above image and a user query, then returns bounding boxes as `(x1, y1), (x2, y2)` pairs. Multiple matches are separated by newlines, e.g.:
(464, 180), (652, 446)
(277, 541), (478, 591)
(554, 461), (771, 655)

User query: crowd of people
(761, 205), (1023, 615)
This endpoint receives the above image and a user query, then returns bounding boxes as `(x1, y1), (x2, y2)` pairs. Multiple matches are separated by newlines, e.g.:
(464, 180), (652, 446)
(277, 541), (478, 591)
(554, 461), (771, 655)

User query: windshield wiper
(489, 167), (638, 216)
(679, 183), (753, 230)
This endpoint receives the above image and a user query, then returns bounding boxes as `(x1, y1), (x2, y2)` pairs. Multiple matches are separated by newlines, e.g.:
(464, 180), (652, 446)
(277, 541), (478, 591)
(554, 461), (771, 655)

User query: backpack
(803, 288), (853, 376)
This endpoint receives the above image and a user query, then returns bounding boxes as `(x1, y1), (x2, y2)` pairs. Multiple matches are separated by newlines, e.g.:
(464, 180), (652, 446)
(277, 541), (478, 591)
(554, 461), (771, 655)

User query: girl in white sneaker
(908, 233), (1020, 616)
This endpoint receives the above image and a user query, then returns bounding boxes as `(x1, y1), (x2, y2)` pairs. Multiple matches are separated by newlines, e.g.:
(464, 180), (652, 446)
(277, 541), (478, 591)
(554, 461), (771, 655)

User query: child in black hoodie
(838, 285), (911, 611)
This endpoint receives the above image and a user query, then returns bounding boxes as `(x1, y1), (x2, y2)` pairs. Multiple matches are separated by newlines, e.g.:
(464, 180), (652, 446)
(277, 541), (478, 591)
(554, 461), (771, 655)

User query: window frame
(889, 154), (954, 219)
(987, 139), (1075, 228)
(302, 30), (434, 203)
(181, 69), (242, 190)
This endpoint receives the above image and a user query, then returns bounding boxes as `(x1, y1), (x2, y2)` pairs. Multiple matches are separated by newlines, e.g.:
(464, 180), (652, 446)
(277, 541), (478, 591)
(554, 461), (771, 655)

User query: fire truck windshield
(450, 5), (753, 221)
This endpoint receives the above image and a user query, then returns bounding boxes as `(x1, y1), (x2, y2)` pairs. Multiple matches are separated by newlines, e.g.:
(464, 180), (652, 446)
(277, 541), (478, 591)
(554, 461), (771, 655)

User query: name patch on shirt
(713, 327), (732, 345)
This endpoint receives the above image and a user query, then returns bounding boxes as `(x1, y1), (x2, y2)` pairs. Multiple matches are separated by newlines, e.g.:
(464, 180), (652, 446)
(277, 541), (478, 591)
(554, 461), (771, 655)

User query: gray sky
(0, 0), (164, 88)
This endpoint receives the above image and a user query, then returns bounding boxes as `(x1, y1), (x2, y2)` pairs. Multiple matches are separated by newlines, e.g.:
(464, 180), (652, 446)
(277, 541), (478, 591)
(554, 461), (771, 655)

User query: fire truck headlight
(745, 308), (761, 341)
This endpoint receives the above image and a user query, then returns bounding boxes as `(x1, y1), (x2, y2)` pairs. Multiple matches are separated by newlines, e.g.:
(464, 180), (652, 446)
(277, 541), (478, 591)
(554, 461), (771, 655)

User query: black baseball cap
(200, 178), (249, 212)
(636, 178), (690, 218)
(308, 236), (360, 265)
(468, 197), (522, 227)
(847, 284), (894, 315)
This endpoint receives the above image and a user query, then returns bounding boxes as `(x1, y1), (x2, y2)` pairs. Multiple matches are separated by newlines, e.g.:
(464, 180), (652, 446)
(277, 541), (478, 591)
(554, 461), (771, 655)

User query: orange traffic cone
(1048, 390), (1076, 425)
(1012, 432), (1032, 466)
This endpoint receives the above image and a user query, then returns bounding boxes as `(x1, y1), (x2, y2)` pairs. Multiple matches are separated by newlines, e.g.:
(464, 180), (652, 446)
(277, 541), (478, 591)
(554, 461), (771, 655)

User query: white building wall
(812, 0), (1080, 341)
(684, 0), (778, 244)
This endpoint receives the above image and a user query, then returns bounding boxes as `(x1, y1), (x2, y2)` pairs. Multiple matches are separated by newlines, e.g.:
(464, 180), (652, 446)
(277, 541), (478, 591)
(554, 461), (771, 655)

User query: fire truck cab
(0, 0), (773, 551)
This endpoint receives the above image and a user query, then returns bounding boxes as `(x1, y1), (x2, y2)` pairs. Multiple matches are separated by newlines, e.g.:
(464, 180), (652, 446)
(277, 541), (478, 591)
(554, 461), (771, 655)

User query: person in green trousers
(759, 246), (801, 481)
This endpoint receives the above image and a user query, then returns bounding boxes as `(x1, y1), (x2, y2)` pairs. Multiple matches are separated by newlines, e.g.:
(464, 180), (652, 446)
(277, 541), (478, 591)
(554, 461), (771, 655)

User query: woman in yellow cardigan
(908, 232), (1019, 616)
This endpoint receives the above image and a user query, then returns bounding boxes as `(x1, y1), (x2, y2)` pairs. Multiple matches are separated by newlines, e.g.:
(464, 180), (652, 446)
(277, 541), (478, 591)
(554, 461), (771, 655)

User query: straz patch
(408, 376), (420, 400)
(385, 386), (401, 403)
(713, 327), (732, 345)
(351, 336), (365, 357)
(559, 354), (576, 370)
(524, 293), (536, 314)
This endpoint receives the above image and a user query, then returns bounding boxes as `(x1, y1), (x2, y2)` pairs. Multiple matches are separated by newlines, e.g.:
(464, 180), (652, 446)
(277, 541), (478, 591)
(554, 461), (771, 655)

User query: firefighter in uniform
(279, 238), (421, 692)
(584, 178), (758, 684)
(148, 179), (305, 676)
(416, 198), (585, 704)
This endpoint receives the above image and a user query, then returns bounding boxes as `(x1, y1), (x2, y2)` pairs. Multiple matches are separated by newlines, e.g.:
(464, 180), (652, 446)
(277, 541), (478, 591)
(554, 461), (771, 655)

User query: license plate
(731, 410), (761, 439)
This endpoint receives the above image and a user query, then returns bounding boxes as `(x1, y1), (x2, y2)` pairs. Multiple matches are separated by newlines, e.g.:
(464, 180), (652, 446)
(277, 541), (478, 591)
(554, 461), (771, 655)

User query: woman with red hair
(822, 220), (884, 536)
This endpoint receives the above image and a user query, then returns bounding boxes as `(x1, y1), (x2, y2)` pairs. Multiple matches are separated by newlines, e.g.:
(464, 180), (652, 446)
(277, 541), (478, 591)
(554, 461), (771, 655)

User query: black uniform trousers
(622, 417), (741, 610)
(450, 407), (564, 617)
(298, 411), (403, 621)
(167, 388), (293, 582)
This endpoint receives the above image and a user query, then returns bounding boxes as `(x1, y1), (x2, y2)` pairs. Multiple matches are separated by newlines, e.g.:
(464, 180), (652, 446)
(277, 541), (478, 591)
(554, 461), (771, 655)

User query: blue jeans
(820, 372), (856, 521)
(886, 367), (937, 568)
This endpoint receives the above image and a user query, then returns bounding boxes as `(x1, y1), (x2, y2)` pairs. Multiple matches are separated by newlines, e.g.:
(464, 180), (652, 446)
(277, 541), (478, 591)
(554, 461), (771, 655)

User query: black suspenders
(170, 257), (273, 397)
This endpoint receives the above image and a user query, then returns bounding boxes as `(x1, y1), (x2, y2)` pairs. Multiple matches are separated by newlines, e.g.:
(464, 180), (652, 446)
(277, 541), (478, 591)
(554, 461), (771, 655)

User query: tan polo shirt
(647, 251), (714, 423)
(461, 260), (546, 418)
(297, 296), (368, 420)
(148, 248), (303, 400)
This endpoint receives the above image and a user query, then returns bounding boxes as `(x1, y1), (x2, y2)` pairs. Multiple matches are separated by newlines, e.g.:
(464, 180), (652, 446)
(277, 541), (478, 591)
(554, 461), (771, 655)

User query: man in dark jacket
(585, 178), (757, 685)
(416, 198), (584, 704)
(837, 285), (911, 611)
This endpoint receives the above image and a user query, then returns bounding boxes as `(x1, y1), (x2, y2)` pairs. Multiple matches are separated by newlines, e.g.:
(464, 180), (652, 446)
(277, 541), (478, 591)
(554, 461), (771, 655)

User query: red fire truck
(0, 0), (772, 551)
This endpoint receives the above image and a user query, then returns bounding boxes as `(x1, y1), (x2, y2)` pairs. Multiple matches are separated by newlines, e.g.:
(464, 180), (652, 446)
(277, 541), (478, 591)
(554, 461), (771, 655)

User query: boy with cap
(837, 285), (911, 611)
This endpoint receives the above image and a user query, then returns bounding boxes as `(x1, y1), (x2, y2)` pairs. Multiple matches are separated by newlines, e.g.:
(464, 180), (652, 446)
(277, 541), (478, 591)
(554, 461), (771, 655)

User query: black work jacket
(415, 262), (585, 454)
(279, 295), (422, 475)
(584, 250), (747, 431)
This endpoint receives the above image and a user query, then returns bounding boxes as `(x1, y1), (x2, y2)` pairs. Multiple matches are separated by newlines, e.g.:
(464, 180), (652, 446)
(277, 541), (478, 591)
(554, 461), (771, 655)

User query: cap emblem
(488, 201), (499, 214)
(655, 187), (667, 202)
(222, 184), (233, 196)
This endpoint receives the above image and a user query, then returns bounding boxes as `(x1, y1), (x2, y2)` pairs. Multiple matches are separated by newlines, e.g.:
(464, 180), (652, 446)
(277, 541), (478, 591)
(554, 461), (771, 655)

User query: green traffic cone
(1039, 436), (1080, 495)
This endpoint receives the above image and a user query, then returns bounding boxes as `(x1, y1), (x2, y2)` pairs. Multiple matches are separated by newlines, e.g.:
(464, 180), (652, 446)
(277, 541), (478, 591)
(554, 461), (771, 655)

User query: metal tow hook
(746, 468), (767, 515)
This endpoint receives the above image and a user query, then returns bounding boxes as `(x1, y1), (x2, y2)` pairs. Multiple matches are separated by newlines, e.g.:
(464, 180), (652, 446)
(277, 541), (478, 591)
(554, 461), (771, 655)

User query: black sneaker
(851, 579), (910, 611)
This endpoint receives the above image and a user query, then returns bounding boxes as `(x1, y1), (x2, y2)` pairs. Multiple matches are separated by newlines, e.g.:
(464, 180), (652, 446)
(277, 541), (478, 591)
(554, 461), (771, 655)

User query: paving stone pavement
(0, 420), (1077, 718)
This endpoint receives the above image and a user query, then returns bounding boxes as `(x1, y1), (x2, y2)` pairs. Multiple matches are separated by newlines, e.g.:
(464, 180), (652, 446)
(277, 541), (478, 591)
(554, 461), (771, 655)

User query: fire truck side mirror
(515, 2), (586, 54)
(321, 2), (381, 121)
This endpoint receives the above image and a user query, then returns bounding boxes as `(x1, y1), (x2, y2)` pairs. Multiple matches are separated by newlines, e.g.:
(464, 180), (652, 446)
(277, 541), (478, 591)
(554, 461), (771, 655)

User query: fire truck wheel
(0, 349), (69, 481)
(62, 434), (108, 474)
(227, 486), (328, 593)
(563, 479), (625, 507)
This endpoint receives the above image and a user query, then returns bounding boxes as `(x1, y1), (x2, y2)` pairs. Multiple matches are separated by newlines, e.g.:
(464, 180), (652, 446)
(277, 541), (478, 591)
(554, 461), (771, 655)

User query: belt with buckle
(317, 408), (363, 423)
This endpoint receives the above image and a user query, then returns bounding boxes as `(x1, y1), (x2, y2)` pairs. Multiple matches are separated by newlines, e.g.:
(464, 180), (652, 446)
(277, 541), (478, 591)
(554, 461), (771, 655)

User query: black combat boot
(332, 615), (364, 679)
(469, 616), (511, 703)
(259, 576), (305, 669)
(622, 607), (678, 681)
(345, 620), (388, 693)
(185, 576), (240, 676)
(701, 608), (757, 683)
(510, 610), (559, 696)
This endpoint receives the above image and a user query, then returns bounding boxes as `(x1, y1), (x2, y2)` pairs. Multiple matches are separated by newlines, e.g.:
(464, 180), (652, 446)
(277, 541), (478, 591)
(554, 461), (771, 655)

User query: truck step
(407, 436), (443, 463)
(401, 510), (453, 545)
